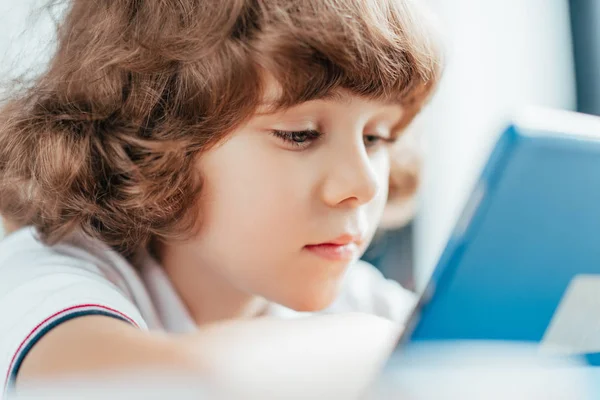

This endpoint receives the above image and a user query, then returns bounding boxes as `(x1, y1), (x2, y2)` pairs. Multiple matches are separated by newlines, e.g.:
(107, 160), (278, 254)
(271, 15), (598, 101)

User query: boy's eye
(363, 135), (381, 148)
(364, 134), (395, 149)
(271, 129), (322, 149)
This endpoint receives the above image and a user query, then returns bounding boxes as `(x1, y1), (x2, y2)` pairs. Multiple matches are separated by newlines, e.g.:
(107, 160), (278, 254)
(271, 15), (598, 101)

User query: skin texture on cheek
(193, 132), (328, 308)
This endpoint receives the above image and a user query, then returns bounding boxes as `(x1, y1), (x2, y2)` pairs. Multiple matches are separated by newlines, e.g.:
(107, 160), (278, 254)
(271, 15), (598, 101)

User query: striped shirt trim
(3, 304), (139, 395)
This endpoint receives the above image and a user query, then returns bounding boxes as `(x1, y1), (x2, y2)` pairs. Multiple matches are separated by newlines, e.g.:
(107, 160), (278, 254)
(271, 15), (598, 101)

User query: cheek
(194, 136), (308, 262)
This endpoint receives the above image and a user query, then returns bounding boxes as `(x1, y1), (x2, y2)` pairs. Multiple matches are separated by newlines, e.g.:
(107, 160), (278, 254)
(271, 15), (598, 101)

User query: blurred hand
(190, 312), (401, 399)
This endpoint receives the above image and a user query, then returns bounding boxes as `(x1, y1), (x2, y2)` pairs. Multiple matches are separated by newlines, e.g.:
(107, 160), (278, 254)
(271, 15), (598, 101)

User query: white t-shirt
(0, 226), (415, 394)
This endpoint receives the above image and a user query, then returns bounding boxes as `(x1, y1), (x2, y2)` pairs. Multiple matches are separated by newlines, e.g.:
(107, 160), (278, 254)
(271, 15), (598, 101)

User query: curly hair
(0, 0), (443, 257)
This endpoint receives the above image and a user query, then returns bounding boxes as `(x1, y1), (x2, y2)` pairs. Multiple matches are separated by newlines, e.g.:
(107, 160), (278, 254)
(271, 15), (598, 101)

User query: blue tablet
(395, 108), (600, 364)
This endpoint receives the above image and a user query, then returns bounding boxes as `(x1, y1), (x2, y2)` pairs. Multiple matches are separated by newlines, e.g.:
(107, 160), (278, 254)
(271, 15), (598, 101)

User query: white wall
(414, 0), (577, 290)
(0, 0), (58, 239)
(0, 0), (57, 89)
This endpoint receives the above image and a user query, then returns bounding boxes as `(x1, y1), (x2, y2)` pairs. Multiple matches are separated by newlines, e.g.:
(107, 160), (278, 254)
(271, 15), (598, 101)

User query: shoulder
(0, 227), (151, 325)
(0, 226), (149, 393)
(0, 226), (135, 298)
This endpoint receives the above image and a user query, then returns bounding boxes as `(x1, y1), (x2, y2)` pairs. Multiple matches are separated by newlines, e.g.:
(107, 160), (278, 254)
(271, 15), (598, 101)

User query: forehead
(256, 80), (404, 118)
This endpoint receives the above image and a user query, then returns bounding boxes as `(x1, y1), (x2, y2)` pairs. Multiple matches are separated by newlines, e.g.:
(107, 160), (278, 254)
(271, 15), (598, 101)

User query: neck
(151, 240), (269, 326)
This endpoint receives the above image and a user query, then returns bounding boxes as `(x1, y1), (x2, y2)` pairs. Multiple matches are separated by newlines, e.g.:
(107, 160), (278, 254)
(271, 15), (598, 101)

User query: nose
(320, 141), (380, 208)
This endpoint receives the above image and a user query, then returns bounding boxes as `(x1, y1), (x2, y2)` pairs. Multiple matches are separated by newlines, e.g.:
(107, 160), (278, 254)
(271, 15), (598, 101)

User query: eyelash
(271, 129), (398, 150)
(271, 129), (323, 149)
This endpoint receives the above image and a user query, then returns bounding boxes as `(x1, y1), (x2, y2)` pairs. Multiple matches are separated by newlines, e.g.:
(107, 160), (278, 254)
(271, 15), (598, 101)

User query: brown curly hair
(0, 0), (443, 257)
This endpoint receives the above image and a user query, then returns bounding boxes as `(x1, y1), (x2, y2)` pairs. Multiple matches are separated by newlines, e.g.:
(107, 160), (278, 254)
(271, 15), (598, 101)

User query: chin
(281, 285), (341, 312)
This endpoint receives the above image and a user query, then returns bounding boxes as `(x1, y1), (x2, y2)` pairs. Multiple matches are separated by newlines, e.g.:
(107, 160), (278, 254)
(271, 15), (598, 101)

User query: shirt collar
(136, 249), (198, 334)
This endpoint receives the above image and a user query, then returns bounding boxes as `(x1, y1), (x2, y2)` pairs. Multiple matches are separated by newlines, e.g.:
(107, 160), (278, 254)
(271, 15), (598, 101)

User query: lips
(304, 234), (363, 261)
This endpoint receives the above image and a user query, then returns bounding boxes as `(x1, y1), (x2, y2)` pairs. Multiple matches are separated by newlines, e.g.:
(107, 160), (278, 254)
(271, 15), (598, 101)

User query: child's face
(180, 89), (403, 311)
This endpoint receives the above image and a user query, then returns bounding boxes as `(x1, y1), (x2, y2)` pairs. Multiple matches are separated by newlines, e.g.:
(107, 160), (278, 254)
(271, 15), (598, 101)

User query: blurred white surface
(12, 342), (599, 400)
(0, 0), (58, 87)
(372, 342), (597, 400)
(415, 0), (577, 290)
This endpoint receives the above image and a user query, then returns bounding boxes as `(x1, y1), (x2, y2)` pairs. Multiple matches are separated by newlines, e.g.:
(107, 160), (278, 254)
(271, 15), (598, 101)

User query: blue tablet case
(397, 108), (600, 364)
